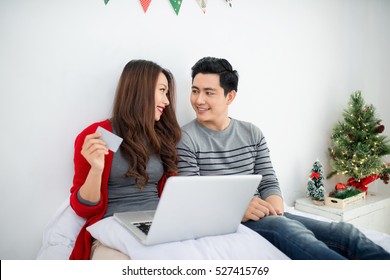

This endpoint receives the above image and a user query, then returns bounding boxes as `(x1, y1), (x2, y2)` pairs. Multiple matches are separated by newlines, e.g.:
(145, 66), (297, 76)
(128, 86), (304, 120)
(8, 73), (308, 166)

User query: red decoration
(347, 133), (356, 141)
(380, 173), (389, 184)
(139, 0), (152, 13)
(335, 183), (346, 190)
(347, 174), (379, 192)
(376, 125), (385, 134)
(310, 172), (320, 179)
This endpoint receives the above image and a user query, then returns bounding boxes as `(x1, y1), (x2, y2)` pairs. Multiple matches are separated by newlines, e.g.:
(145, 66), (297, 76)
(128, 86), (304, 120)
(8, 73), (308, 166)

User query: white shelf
(295, 192), (390, 234)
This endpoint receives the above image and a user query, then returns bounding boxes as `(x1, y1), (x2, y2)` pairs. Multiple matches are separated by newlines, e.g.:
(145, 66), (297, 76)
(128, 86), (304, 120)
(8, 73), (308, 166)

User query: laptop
(113, 174), (262, 245)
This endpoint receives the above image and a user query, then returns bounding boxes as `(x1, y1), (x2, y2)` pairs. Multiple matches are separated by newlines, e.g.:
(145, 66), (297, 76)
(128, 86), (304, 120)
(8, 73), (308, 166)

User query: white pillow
(87, 217), (290, 260)
(36, 199), (86, 260)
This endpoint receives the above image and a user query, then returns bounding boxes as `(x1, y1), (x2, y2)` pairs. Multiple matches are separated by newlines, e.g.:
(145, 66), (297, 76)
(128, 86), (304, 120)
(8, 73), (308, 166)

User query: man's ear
(226, 90), (236, 105)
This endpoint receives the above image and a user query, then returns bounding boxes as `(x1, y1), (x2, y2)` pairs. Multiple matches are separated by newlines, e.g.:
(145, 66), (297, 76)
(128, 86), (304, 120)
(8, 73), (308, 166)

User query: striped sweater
(177, 118), (282, 199)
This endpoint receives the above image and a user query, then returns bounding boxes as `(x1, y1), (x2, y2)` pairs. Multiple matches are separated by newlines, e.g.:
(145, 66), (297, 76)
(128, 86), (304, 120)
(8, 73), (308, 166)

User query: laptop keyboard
(133, 221), (152, 235)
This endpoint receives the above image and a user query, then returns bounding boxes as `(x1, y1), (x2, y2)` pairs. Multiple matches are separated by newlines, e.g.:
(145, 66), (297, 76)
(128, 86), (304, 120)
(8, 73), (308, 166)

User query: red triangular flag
(139, 0), (152, 13)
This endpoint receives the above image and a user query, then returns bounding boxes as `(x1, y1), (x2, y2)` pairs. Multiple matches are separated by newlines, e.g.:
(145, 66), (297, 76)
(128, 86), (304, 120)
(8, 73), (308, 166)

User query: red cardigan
(69, 119), (168, 260)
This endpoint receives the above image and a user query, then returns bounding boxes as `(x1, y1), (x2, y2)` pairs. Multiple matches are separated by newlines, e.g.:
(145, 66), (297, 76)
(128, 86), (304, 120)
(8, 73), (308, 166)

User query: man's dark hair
(191, 57), (239, 96)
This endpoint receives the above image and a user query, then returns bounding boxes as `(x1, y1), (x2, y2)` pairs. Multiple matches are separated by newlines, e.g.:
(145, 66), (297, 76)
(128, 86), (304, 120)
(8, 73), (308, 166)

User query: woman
(69, 60), (181, 259)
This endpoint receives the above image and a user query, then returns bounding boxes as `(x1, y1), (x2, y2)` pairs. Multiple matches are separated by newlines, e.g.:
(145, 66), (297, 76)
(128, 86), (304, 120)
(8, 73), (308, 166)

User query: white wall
(1, 0), (389, 259)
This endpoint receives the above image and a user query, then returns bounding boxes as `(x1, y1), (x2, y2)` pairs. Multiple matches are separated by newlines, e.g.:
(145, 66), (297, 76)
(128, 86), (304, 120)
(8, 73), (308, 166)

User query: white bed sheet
(86, 216), (289, 259)
(36, 199), (289, 260)
(36, 200), (390, 260)
(36, 199), (86, 260)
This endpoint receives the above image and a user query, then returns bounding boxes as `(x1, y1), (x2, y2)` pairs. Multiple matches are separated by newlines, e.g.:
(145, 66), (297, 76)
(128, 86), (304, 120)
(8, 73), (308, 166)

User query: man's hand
(241, 196), (278, 222)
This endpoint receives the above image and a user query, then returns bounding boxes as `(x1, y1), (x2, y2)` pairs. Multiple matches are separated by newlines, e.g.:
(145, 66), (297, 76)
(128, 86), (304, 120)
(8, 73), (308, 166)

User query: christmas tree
(328, 91), (390, 192)
(307, 160), (326, 203)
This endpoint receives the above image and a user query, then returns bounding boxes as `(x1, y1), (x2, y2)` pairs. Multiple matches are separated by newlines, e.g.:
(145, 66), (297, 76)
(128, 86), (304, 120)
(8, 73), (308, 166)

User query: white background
(1, 0), (389, 259)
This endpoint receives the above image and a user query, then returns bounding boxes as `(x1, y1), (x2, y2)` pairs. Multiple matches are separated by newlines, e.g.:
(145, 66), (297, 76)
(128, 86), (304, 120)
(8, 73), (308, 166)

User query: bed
(36, 199), (390, 260)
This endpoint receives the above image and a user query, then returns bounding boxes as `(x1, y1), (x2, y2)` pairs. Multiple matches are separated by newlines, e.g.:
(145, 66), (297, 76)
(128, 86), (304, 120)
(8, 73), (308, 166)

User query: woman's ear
(226, 90), (236, 105)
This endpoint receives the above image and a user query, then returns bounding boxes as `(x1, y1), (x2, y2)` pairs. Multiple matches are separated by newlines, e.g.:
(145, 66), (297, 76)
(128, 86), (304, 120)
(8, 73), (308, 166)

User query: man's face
(191, 73), (234, 130)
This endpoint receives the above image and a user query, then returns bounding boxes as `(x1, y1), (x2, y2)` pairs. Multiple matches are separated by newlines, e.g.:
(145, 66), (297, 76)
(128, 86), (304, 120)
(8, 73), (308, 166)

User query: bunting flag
(139, 0), (152, 13)
(169, 0), (183, 15)
(196, 0), (207, 14)
(103, 0), (232, 14)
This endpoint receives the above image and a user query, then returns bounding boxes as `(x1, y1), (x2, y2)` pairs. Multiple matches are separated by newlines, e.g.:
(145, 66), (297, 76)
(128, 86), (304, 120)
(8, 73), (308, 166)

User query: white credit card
(96, 126), (123, 153)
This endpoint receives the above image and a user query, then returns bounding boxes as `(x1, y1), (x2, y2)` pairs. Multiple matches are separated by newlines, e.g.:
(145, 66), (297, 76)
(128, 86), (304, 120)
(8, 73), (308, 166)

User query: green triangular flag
(104, 0), (110, 5)
(169, 0), (183, 15)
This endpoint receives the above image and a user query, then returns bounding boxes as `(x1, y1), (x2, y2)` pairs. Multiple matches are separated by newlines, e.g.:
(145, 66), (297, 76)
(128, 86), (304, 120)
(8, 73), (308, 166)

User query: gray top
(104, 148), (162, 218)
(78, 140), (162, 218)
(177, 118), (282, 199)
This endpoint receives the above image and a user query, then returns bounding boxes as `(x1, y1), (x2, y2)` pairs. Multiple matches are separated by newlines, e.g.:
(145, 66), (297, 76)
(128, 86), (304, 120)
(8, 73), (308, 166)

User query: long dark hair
(111, 59), (181, 188)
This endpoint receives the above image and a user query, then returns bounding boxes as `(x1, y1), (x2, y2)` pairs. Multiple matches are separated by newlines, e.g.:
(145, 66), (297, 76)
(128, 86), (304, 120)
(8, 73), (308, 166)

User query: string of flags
(103, 0), (233, 15)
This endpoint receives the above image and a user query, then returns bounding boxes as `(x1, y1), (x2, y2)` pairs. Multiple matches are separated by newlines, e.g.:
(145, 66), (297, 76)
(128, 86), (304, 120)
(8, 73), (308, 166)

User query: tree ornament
(380, 173), (389, 184)
(376, 125), (385, 134)
(347, 133), (355, 141)
(381, 162), (390, 184)
(335, 183), (346, 190)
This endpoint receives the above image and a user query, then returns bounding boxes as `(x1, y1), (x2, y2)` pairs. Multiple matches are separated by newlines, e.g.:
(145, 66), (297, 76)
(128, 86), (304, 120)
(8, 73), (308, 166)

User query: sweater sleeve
(177, 131), (201, 176)
(252, 126), (283, 200)
(69, 120), (112, 219)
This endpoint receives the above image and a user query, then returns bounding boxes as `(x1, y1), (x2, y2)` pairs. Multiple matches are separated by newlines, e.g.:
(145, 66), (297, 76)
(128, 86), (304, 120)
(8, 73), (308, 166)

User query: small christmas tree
(328, 91), (390, 192)
(307, 160), (326, 205)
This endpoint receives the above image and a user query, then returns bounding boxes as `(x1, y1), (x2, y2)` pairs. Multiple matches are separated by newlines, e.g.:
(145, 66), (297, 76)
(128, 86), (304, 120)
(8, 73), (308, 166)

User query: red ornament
(335, 183), (346, 190)
(376, 125), (385, 134)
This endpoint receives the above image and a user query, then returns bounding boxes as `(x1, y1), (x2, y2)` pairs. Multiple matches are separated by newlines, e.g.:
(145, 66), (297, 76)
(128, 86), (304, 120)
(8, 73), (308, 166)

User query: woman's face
(154, 72), (170, 121)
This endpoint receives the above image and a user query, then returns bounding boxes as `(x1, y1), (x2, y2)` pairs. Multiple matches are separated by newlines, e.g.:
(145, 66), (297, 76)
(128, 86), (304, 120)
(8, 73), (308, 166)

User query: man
(177, 56), (390, 260)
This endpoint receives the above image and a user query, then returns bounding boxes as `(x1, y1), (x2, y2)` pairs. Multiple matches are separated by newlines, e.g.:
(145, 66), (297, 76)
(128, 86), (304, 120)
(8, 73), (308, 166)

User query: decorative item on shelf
(306, 160), (326, 206)
(327, 91), (390, 193)
(335, 182), (346, 191)
(325, 183), (365, 209)
(379, 162), (390, 184)
(347, 175), (379, 193)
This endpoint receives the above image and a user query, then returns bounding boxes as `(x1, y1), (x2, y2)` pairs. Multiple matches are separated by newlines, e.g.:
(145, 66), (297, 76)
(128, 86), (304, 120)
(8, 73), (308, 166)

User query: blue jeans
(243, 212), (390, 260)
